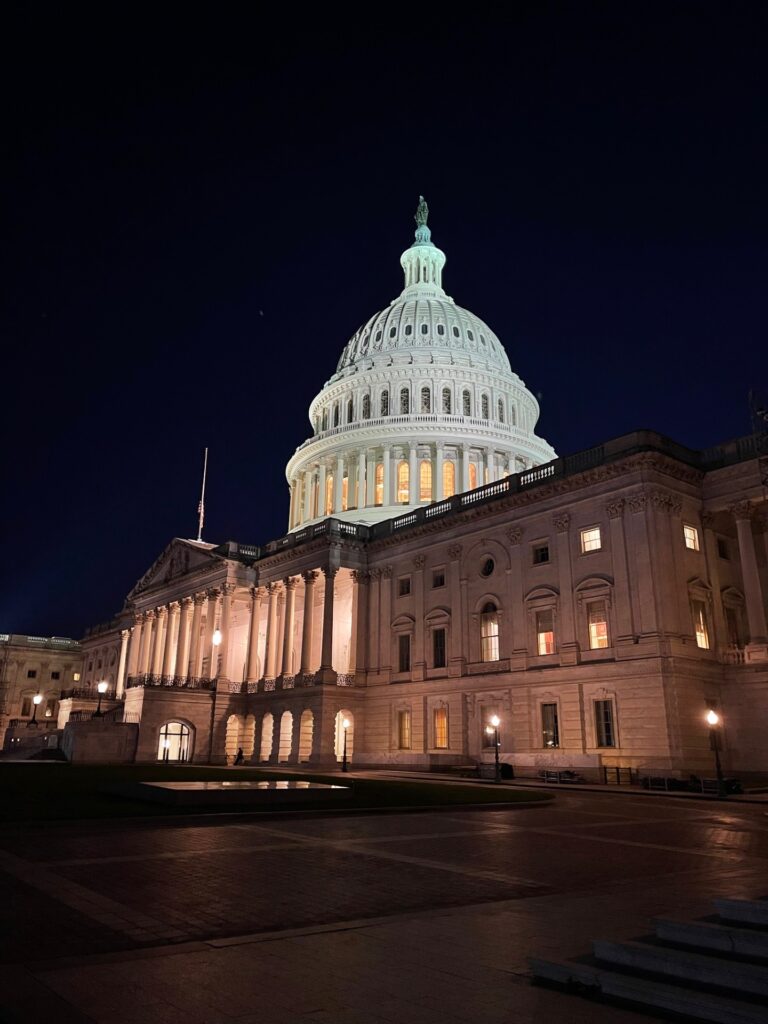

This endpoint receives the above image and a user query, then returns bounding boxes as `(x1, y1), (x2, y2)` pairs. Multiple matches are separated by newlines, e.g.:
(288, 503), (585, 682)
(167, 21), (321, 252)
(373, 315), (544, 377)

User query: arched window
(469, 463), (478, 489)
(421, 386), (431, 413)
(421, 323), (428, 335)
(158, 721), (191, 762)
(362, 394), (371, 419)
(498, 398), (505, 423)
(325, 474), (334, 515)
(333, 404), (340, 428)
(404, 324), (412, 335)
(443, 461), (455, 499)
(480, 603), (500, 662)
(481, 394), (489, 419)
(510, 405), (516, 426)
(437, 324), (445, 336)
(347, 397), (353, 422)
(375, 463), (384, 505)
(419, 460), (432, 502)
(442, 387), (451, 414)
(341, 475), (348, 511)
(381, 390), (389, 416)
(322, 410), (328, 431)
(463, 390), (471, 416)
(397, 461), (409, 502)
(400, 388), (410, 414)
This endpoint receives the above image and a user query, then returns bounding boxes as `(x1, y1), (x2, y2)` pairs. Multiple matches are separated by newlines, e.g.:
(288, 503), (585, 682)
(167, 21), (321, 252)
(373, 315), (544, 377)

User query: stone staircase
(530, 897), (768, 1023)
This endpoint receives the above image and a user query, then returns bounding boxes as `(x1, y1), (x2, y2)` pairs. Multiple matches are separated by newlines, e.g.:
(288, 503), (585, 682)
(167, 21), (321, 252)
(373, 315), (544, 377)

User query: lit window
(468, 463), (477, 489)
(533, 544), (549, 565)
(480, 603), (499, 662)
(400, 388), (410, 414)
(443, 461), (455, 498)
(432, 569), (445, 588)
(462, 390), (471, 416)
(375, 464), (384, 505)
(594, 700), (615, 747)
(692, 599), (710, 649)
(481, 394), (489, 419)
(73, 672), (80, 682)
(397, 461), (409, 502)
(325, 474), (334, 515)
(397, 710), (411, 749)
(419, 460), (432, 502)
(341, 476), (348, 512)
(580, 527), (602, 553)
(541, 703), (559, 747)
(433, 707), (448, 748)
(588, 601), (609, 649)
(421, 386), (431, 413)
(433, 628), (446, 668)
(442, 387), (451, 413)
(498, 398), (504, 423)
(380, 390), (389, 416)
(398, 577), (411, 597)
(536, 609), (555, 655)
(684, 525), (700, 551)
(398, 634), (411, 672)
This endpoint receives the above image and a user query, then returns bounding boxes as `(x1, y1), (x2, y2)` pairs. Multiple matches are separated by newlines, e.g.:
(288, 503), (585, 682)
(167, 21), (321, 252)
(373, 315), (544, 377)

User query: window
(692, 599), (710, 649)
(541, 703), (559, 747)
(432, 569), (445, 588)
(481, 394), (489, 419)
(725, 606), (742, 647)
(442, 387), (451, 413)
(88, 662), (93, 671)
(580, 527), (602, 553)
(404, 324), (412, 335)
(322, 410), (328, 431)
(588, 601), (609, 649)
(27, 670), (37, 679)
(381, 390), (389, 416)
(397, 461), (409, 502)
(480, 603), (499, 662)
(467, 330), (474, 341)
(341, 476), (349, 512)
(421, 386), (431, 413)
(389, 326), (396, 338)
(325, 474), (334, 515)
(462, 390), (471, 416)
(421, 323), (428, 335)
(333, 405), (340, 428)
(717, 537), (729, 559)
(433, 707), (448, 748)
(347, 398), (353, 422)
(536, 610), (555, 655)
(419, 460), (432, 501)
(397, 710), (411, 749)
(533, 544), (550, 565)
(398, 634), (411, 672)
(73, 672), (80, 682)
(452, 326), (460, 338)
(51, 671), (60, 680)
(594, 700), (615, 747)
(468, 463), (477, 489)
(437, 323), (445, 335)
(400, 388), (410, 414)
(375, 464), (384, 505)
(433, 628), (447, 668)
(375, 330), (382, 343)
(480, 558), (494, 577)
(443, 460), (455, 498)
(684, 525), (700, 551)
(398, 577), (411, 597)
(498, 398), (505, 422)
(362, 394), (370, 419)
(158, 721), (191, 762)
(21, 697), (32, 717)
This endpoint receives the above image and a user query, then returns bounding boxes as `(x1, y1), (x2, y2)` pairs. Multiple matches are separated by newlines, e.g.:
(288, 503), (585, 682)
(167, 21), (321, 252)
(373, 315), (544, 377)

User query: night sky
(4, 4), (767, 638)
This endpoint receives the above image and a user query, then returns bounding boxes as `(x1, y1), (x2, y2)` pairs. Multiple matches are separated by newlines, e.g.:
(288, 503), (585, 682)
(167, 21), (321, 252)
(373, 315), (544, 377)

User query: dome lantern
(398, 195), (447, 301)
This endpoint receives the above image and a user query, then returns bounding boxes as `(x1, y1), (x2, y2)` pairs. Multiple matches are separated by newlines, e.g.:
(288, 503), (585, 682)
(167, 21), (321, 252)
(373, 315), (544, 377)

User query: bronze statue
(415, 195), (429, 227)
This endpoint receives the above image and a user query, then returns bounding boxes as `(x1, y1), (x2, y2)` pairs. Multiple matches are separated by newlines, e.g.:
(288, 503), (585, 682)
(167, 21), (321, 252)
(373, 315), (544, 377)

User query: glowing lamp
(706, 709), (720, 726)
(490, 714), (501, 728)
(32, 694), (43, 706)
(97, 681), (109, 695)
(342, 718), (350, 729)
(212, 629), (222, 646)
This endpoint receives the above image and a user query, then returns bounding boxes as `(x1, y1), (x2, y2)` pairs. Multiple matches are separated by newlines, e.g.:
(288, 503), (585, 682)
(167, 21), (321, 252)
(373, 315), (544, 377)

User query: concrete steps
(530, 896), (768, 1022)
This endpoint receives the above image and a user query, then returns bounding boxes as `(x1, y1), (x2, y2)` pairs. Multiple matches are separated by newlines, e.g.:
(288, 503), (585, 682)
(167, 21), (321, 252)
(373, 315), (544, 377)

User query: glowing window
(443, 460), (455, 498)
(397, 709), (411, 749)
(341, 476), (348, 512)
(442, 387), (451, 413)
(375, 463), (384, 506)
(498, 398), (504, 423)
(362, 394), (371, 419)
(158, 721), (191, 762)
(73, 672), (81, 682)
(469, 463), (477, 489)
(692, 599), (710, 649)
(684, 525), (700, 551)
(396, 461), (409, 502)
(580, 527), (602, 553)
(588, 601), (609, 649)
(380, 390), (389, 416)
(433, 707), (448, 748)
(536, 609), (555, 655)
(421, 387), (431, 412)
(419, 460), (432, 502)
(325, 474), (334, 515)
(481, 394), (489, 419)
(462, 390), (471, 416)
(541, 703), (559, 747)
(480, 603), (499, 662)
(400, 388), (410, 414)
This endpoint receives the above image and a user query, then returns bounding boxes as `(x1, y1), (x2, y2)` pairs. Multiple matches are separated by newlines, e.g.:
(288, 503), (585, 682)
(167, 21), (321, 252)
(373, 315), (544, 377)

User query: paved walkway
(2, 789), (768, 1022)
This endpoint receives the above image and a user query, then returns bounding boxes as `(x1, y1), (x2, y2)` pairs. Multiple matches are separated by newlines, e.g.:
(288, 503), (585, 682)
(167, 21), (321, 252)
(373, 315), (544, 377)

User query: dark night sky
(3, 3), (767, 638)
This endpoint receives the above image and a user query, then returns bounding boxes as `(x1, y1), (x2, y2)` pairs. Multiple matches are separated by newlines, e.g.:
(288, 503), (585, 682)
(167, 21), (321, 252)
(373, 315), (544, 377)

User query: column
(484, 448), (495, 484)
(626, 492), (660, 638)
(303, 468), (313, 522)
(351, 570), (369, 676)
(319, 566), (338, 681)
(553, 513), (579, 663)
(318, 463), (327, 517)
(366, 450), (376, 506)
(116, 629), (129, 698)
(334, 455), (344, 513)
(288, 479), (297, 529)
(412, 555), (426, 679)
(127, 614), (143, 677)
(408, 443), (418, 504)
(281, 577), (297, 676)
(379, 567), (392, 673)
(264, 583), (280, 678)
(356, 450), (366, 509)
(448, 544), (465, 674)
(139, 611), (154, 673)
(218, 585), (233, 679)
(203, 590), (219, 678)
(606, 500), (635, 646)
(300, 571), (317, 675)
(382, 447), (391, 506)
(162, 602), (179, 678)
(175, 597), (193, 682)
(461, 445), (470, 493)
(188, 594), (205, 679)
(434, 443), (444, 501)
(246, 587), (263, 682)
(152, 607), (167, 676)
(731, 502), (768, 658)
(367, 569), (381, 673)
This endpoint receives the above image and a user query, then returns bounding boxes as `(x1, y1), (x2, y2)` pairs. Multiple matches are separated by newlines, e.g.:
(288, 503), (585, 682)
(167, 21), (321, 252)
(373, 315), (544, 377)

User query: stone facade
(0, 633), (82, 745)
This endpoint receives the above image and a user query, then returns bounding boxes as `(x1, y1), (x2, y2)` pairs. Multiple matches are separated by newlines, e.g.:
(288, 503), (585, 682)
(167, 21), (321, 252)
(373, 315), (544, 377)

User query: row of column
(256, 568), (340, 681)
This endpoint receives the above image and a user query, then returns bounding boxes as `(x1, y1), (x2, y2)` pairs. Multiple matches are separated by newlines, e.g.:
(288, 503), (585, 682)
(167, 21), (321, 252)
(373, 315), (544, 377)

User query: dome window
(421, 323), (428, 335)
(419, 460), (432, 502)
(397, 461), (409, 503)
(467, 330), (474, 341)
(452, 326), (460, 338)
(480, 334), (486, 346)
(498, 398), (505, 423)
(381, 390), (389, 416)
(442, 387), (451, 414)
(462, 390), (471, 416)
(421, 387), (431, 413)
(333, 404), (340, 428)
(390, 327), (397, 338)
(481, 394), (489, 420)
(362, 394), (371, 420)
(322, 410), (328, 431)
(400, 388), (410, 414)
(437, 324), (445, 336)
(375, 330), (382, 343)
(347, 397), (354, 422)
(405, 324), (412, 336)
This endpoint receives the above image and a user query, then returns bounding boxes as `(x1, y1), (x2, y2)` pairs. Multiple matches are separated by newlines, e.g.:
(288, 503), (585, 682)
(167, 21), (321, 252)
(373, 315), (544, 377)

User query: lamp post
(706, 709), (727, 800)
(342, 717), (350, 773)
(490, 714), (501, 782)
(94, 680), (108, 717)
(29, 693), (42, 727)
(212, 628), (222, 677)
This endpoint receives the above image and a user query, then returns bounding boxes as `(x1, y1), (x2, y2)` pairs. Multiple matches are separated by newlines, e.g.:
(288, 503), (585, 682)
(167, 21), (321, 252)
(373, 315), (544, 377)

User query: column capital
(284, 576), (298, 591)
(220, 582), (235, 597)
(180, 596), (193, 609)
(265, 581), (279, 595)
(381, 566), (393, 580)
(157, 605), (169, 619)
(206, 587), (221, 600)
(605, 499), (625, 520)
(553, 512), (571, 533)
(250, 585), (264, 602)
(133, 611), (145, 625)
(701, 510), (716, 529)
(302, 570), (319, 585)
(627, 491), (647, 514)
(193, 592), (207, 606)
(322, 566), (339, 580)
(352, 569), (370, 585)
(120, 628), (131, 641)
(144, 609), (156, 622)
(168, 600), (181, 614)
(730, 500), (755, 522)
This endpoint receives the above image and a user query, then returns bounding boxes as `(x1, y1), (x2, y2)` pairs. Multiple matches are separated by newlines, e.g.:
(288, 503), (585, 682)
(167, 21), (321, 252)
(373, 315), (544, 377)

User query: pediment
(127, 539), (220, 600)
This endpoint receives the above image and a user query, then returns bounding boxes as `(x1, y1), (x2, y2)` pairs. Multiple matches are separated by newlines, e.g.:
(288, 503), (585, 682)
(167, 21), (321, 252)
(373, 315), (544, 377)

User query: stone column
(702, 512), (728, 655)
(379, 567), (392, 673)
(505, 530), (526, 659)
(382, 447), (391, 506)
(366, 450), (376, 506)
(175, 597), (193, 681)
(127, 614), (143, 677)
(264, 583), (280, 679)
(351, 570), (369, 677)
(626, 492), (659, 638)
(367, 569), (381, 673)
(300, 571), (317, 675)
(357, 450), (366, 510)
(448, 544), (465, 674)
(319, 566), (338, 681)
(606, 500), (635, 647)
(302, 468), (313, 522)
(246, 587), (263, 682)
(484, 448), (495, 484)
(162, 602), (179, 678)
(188, 594), (205, 679)
(139, 611), (155, 674)
(116, 629), (130, 698)
(334, 455), (344, 513)
(434, 443), (444, 501)
(217, 585), (233, 679)
(553, 513), (579, 664)
(152, 607), (167, 676)
(203, 590), (219, 679)
(460, 445), (470, 493)
(318, 462), (327, 517)
(731, 501), (768, 659)
(412, 555), (426, 679)
(281, 578), (297, 676)
(408, 443), (418, 504)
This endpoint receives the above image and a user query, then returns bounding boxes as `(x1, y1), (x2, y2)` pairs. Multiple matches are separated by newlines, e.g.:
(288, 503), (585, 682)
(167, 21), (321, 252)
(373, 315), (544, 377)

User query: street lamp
(28, 693), (43, 727)
(342, 717), (350, 773)
(212, 629), (222, 677)
(489, 714), (501, 782)
(94, 680), (108, 717)
(705, 709), (728, 799)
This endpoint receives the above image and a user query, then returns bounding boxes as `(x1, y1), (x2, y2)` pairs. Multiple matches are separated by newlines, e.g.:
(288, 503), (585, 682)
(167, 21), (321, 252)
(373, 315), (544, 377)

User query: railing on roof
(0, 634), (81, 650)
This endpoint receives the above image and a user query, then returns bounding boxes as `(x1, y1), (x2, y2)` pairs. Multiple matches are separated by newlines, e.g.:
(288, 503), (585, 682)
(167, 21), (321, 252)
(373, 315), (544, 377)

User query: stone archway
(278, 711), (293, 762)
(298, 709), (314, 761)
(259, 713), (274, 762)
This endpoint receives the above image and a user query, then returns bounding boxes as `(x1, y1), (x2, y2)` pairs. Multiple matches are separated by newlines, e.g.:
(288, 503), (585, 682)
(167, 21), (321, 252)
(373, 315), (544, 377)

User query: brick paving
(1, 788), (767, 1022)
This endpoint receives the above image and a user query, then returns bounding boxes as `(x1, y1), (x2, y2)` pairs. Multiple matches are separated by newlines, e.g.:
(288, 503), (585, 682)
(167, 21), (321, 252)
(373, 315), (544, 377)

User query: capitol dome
(285, 199), (556, 529)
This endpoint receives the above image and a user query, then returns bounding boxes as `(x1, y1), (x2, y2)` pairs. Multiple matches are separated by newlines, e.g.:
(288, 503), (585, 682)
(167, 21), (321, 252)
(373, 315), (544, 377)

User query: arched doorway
(243, 714), (257, 760)
(278, 711), (293, 762)
(298, 709), (313, 761)
(158, 721), (191, 762)
(334, 710), (354, 763)
(225, 714), (243, 763)
(259, 713), (274, 762)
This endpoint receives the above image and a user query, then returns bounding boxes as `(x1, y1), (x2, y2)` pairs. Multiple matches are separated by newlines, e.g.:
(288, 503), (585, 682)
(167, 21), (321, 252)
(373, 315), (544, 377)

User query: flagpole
(196, 447), (208, 542)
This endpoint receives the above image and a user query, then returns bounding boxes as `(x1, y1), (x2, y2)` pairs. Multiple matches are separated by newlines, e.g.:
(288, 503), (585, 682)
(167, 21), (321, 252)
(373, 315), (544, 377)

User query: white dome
(284, 200), (556, 531)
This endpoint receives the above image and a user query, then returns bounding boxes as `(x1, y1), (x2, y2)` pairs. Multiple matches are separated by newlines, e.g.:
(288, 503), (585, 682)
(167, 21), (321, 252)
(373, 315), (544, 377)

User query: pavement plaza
(2, 785), (768, 1023)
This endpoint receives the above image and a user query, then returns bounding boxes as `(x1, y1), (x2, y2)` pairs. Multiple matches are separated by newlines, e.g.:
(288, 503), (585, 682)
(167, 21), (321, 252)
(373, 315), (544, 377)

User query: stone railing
(60, 686), (119, 701)
(722, 645), (746, 665)
(126, 674), (214, 691)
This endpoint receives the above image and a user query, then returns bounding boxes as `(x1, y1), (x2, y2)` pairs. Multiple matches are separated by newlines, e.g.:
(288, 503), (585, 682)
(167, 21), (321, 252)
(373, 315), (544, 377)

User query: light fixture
(94, 680), (108, 717)
(29, 693), (43, 726)
(97, 681), (109, 695)
(490, 714), (500, 728)
(32, 694), (43, 706)
(342, 718), (350, 730)
(705, 708), (727, 799)
(342, 717), (350, 772)
(488, 714), (501, 783)
(705, 709), (719, 726)
(212, 629), (222, 646)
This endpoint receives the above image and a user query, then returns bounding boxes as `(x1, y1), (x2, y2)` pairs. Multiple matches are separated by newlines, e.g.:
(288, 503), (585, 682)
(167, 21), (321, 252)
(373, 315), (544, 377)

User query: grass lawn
(0, 763), (551, 822)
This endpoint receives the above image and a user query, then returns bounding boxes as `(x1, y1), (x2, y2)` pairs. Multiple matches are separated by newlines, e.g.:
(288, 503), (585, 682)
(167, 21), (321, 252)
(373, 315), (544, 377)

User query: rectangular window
(398, 577), (411, 597)
(397, 710), (411, 749)
(73, 672), (81, 682)
(725, 606), (741, 647)
(692, 599), (710, 649)
(594, 700), (615, 747)
(398, 634), (411, 672)
(50, 671), (60, 680)
(433, 628), (446, 668)
(26, 669), (37, 679)
(21, 697), (32, 717)
(541, 703), (559, 748)
(588, 601), (609, 650)
(580, 527), (602, 553)
(533, 544), (550, 565)
(717, 537), (729, 560)
(536, 609), (555, 655)
(433, 707), (448, 749)
(683, 524), (700, 551)
(432, 569), (445, 588)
